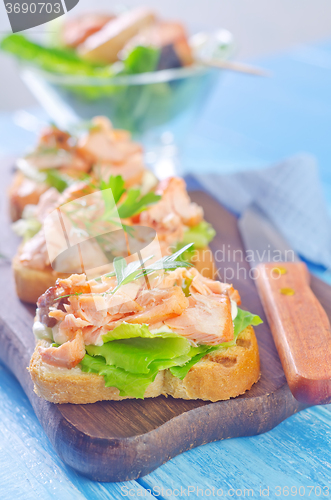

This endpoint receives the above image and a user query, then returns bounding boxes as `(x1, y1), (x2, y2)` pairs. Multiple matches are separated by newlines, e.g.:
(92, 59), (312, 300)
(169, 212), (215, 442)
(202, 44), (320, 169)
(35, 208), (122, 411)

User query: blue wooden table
(1, 40), (331, 499)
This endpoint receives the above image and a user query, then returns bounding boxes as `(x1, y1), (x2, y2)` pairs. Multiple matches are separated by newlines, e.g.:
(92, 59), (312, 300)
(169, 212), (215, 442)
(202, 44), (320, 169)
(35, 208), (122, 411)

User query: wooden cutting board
(1, 160), (330, 482)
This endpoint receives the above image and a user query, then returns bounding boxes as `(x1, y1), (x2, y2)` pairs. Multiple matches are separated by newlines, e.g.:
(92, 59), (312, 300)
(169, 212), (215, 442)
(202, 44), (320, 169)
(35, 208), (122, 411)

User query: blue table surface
(1, 39), (331, 499)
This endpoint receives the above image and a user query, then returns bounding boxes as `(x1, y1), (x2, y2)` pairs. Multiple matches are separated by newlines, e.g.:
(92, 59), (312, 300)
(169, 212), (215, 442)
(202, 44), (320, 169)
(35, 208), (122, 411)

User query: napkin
(195, 154), (331, 270)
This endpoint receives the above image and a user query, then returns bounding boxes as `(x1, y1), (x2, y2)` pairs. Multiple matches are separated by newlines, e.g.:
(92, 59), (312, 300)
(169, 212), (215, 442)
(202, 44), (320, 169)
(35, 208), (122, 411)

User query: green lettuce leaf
(12, 217), (42, 242)
(0, 34), (112, 77)
(169, 345), (218, 380)
(80, 354), (159, 398)
(182, 277), (193, 297)
(122, 46), (160, 74)
(1, 36), (160, 78)
(173, 241), (196, 263)
(80, 308), (262, 397)
(82, 323), (193, 397)
(86, 336), (191, 374)
(44, 169), (70, 192)
(233, 308), (263, 338)
(182, 221), (216, 249)
(102, 322), (180, 342)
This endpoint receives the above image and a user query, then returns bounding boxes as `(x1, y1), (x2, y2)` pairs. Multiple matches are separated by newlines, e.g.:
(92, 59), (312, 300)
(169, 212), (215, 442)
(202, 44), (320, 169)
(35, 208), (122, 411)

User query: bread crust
(13, 246), (216, 304)
(29, 326), (260, 404)
(12, 254), (69, 304)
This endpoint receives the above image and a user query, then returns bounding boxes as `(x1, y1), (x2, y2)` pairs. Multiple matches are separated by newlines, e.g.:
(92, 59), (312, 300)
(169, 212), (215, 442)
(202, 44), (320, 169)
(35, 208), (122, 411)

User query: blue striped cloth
(197, 154), (331, 270)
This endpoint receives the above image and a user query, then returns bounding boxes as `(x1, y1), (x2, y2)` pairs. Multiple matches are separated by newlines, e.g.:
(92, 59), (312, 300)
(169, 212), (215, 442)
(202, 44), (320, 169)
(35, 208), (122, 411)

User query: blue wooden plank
(138, 406), (331, 497)
(0, 363), (154, 500)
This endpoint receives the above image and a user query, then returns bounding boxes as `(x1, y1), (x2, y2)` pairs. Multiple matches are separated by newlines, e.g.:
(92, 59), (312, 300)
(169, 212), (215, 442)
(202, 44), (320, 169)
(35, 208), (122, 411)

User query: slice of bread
(12, 254), (69, 304)
(13, 247), (216, 304)
(29, 326), (260, 404)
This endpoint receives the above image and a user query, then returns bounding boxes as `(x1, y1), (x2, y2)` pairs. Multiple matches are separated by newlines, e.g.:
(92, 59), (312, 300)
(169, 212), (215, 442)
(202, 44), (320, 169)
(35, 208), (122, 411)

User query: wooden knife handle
(255, 261), (331, 405)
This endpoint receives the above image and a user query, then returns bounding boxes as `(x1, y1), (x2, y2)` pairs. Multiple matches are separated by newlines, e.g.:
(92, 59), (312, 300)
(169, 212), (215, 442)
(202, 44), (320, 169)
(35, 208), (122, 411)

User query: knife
(238, 206), (331, 405)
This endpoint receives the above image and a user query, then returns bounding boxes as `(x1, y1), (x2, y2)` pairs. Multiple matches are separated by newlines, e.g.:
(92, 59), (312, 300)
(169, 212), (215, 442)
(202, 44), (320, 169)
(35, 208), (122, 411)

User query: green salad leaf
(182, 221), (216, 249)
(102, 322), (177, 343)
(86, 336), (191, 374)
(43, 169), (70, 193)
(173, 241), (196, 263)
(122, 46), (160, 74)
(81, 323), (194, 397)
(0, 34), (112, 77)
(173, 221), (216, 262)
(80, 306), (262, 397)
(12, 217), (42, 242)
(80, 354), (159, 399)
(0, 36), (160, 78)
(169, 345), (218, 380)
(233, 308), (263, 338)
(182, 277), (193, 297)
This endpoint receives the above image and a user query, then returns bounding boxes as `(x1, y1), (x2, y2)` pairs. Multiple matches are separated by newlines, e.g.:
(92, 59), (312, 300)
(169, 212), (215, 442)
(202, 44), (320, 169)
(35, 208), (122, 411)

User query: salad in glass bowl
(1, 7), (234, 138)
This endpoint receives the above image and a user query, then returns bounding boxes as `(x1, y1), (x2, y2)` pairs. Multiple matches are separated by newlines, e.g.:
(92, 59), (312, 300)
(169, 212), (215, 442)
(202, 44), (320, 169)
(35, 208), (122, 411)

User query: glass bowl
(21, 64), (219, 139)
(20, 28), (234, 177)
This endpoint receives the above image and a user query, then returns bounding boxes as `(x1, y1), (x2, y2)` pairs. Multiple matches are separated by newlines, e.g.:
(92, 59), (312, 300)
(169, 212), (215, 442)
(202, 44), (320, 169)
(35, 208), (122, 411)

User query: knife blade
(238, 206), (331, 405)
(238, 206), (300, 268)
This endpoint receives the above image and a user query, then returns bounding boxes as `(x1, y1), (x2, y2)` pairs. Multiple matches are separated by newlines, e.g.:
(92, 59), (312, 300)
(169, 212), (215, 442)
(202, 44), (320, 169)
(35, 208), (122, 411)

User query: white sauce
(52, 322), (68, 345)
(149, 325), (175, 335)
(231, 299), (238, 321)
(33, 321), (53, 341)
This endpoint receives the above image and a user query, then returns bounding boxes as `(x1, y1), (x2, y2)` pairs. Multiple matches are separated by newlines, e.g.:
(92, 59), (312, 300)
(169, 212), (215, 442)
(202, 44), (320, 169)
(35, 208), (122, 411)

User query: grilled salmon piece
(165, 293), (234, 345)
(39, 329), (85, 369)
(126, 286), (189, 325)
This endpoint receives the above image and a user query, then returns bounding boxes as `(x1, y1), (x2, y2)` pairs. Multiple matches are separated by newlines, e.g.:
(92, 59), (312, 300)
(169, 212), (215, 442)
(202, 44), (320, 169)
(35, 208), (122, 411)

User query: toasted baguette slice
(29, 326), (260, 404)
(13, 247), (216, 304)
(12, 254), (69, 304)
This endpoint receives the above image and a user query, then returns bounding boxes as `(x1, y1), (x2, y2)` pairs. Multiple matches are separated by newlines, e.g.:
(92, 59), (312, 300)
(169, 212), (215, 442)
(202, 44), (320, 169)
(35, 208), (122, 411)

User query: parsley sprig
(100, 242), (194, 294)
(60, 173), (160, 246)
(100, 174), (161, 220)
(55, 244), (194, 302)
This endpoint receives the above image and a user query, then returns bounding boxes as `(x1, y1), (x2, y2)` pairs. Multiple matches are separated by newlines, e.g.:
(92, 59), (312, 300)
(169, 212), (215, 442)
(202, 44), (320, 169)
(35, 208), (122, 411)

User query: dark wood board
(1, 159), (330, 482)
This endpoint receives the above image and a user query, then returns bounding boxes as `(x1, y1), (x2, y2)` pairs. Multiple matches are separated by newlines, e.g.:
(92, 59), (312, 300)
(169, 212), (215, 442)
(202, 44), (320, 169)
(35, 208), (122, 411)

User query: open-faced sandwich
(13, 170), (215, 303)
(29, 249), (262, 403)
(9, 116), (149, 221)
